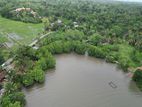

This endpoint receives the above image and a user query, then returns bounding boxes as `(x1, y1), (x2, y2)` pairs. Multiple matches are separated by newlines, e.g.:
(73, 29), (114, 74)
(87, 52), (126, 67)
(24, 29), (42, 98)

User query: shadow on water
(128, 80), (142, 96)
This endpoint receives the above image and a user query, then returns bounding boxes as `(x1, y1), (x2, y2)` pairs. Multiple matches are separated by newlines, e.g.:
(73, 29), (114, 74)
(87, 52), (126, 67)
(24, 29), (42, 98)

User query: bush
(117, 55), (135, 71)
(22, 73), (34, 87)
(88, 33), (105, 46)
(64, 29), (85, 41)
(35, 55), (55, 71)
(52, 41), (64, 54)
(45, 41), (63, 54)
(36, 49), (56, 70)
(40, 33), (64, 46)
(8, 102), (21, 107)
(88, 45), (106, 58)
(133, 69), (142, 90)
(73, 41), (87, 55)
(133, 69), (142, 83)
(31, 67), (45, 83)
(46, 54), (56, 69)
(63, 41), (74, 53)
(1, 92), (25, 107)
(35, 58), (47, 71)
(106, 53), (118, 63)
(41, 40), (88, 55)
(9, 92), (25, 106)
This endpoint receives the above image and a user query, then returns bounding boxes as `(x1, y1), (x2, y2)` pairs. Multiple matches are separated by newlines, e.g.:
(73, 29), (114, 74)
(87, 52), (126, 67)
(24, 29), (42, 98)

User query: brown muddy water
(24, 54), (142, 107)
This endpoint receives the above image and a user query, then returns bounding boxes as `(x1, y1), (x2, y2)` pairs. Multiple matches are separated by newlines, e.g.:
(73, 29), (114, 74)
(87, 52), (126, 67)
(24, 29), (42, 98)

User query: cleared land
(0, 16), (43, 45)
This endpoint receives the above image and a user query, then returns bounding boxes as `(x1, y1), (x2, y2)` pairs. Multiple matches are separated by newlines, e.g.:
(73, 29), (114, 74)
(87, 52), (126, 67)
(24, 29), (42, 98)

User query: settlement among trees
(0, 0), (142, 107)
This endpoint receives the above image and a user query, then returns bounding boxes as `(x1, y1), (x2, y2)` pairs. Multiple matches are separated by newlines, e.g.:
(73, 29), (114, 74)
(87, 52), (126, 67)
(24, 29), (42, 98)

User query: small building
(57, 19), (62, 24)
(73, 22), (79, 28)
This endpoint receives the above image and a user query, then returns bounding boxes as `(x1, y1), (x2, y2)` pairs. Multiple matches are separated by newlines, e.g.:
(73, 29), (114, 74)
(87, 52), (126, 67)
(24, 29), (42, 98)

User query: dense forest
(0, 0), (142, 107)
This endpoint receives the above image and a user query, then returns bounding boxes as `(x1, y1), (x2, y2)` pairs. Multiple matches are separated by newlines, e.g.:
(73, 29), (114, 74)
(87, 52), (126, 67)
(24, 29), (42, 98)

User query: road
(1, 32), (52, 71)
(29, 32), (52, 47)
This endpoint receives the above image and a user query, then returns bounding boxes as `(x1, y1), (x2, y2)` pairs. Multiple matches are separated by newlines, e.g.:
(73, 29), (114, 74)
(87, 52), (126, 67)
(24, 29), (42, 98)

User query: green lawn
(0, 16), (43, 45)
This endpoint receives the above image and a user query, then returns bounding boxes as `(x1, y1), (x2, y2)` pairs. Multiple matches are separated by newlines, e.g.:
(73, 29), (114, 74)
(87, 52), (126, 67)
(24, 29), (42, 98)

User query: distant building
(73, 22), (79, 28)
(74, 25), (79, 28)
(57, 19), (62, 24)
(15, 7), (31, 12)
(13, 7), (38, 17)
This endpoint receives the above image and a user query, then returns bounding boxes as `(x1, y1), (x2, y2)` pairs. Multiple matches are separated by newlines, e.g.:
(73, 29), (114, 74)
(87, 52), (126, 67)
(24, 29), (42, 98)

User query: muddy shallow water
(24, 54), (142, 107)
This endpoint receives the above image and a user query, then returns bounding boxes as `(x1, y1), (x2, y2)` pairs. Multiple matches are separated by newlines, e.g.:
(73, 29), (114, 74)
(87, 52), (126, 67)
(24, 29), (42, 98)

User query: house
(15, 7), (31, 12)
(57, 19), (62, 24)
(73, 22), (79, 28)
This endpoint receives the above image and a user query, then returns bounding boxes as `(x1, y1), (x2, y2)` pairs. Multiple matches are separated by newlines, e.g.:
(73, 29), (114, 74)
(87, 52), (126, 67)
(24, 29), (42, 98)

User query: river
(24, 54), (142, 107)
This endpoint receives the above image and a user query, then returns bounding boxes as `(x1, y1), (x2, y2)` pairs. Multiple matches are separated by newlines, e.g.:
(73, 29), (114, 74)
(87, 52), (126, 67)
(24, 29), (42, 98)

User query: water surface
(24, 54), (142, 107)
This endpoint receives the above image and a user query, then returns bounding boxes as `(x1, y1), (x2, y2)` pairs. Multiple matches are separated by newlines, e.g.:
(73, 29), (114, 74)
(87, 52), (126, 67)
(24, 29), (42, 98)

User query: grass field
(0, 16), (43, 45)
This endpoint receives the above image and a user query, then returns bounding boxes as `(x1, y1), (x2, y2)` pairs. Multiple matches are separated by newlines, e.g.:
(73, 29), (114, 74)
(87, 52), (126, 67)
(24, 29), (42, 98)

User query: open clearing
(0, 16), (43, 45)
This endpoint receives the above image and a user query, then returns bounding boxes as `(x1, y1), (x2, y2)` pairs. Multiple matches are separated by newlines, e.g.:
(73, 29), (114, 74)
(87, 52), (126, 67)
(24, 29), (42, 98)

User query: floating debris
(109, 81), (117, 89)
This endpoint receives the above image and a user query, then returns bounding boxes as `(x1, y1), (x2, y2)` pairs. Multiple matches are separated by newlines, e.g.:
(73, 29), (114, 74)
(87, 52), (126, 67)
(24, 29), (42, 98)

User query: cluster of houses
(50, 19), (79, 30)
(13, 7), (38, 18)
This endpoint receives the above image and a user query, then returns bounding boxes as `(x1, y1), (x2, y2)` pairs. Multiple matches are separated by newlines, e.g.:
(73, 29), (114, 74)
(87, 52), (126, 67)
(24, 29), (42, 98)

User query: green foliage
(36, 49), (56, 69)
(40, 32), (64, 45)
(88, 33), (105, 46)
(106, 52), (118, 63)
(133, 69), (142, 82)
(64, 29), (85, 41)
(35, 57), (48, 71)
(44, 41), (63, 54)
(14, 45), (37, 72)
(46, 54), (56, 69)
(133, 69), (142, 90)
(8, 102), (21, 107)
(15, 45), (37, 61)
(117, 44), (136, 71)
(110, 25), (123, 37)
(31, 67), (45, 83)
(63, 41), (74, 53)
(22, 72), (34, 87)
(6, 70), (22, 89)
(8, 92), (25, 106)
(1, 81), (25, 107)
(88, 45), (106, 59)
(4, 82), (18, 95)
(50, 41), (63, 54)
(73, 41), (87, 55)
(35, 55), (55, 71)
(131, 50), (142, 66)
(42, 17), (50, 31)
